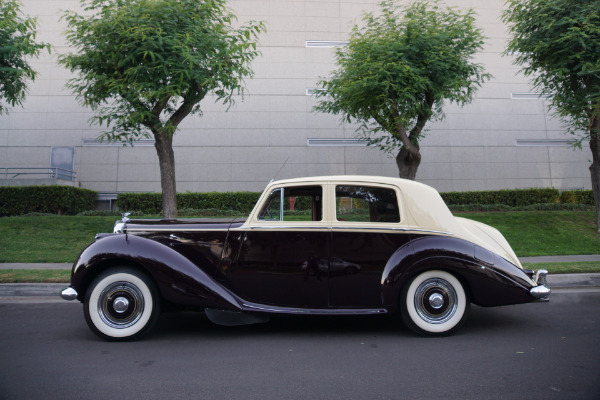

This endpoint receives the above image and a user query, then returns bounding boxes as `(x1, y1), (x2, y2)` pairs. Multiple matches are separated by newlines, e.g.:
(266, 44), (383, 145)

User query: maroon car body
(61, 176), (550, 340)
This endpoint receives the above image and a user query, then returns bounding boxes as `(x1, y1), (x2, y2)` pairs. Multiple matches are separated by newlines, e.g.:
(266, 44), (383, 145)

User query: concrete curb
(1, 274), (599, 298)
(545, 273), (600, 288)
(0, 283), (66, 297)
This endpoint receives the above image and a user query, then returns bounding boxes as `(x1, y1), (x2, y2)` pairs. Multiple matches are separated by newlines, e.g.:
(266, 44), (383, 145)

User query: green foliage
(0, 0), (50, 114)
(441, 188), (560, 207)
(117, 188), (595, 215)
(59, 0), (265, 218)
(77, 209), (129, 216)
(0, 186), (97, 216)
(118, 191), (261, 214)
(559, 190), (595, 205)
(314, 0), (490, 153)
(503, 0), (600, 140)
(59, 0), (265, 143)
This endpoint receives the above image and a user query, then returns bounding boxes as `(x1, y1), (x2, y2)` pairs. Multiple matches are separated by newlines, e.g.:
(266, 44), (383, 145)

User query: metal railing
(1, 167), (77, 181)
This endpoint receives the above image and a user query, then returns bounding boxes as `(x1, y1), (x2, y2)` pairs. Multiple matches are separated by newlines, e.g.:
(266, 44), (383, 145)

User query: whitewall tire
(401, 270), (469, 336)
(84, 267), (159, 341)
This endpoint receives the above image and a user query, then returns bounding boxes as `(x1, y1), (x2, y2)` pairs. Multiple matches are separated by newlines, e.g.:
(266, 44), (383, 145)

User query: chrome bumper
(530, 269), (550, 302)
(60, 287), (78, 301)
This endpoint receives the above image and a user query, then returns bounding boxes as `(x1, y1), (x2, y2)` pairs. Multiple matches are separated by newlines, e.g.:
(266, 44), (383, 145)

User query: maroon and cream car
(61, 176), (550, 340)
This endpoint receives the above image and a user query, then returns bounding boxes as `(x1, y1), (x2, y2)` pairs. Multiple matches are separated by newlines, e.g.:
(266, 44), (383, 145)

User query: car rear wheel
(84, 267), (159, 341)
(401, 270), (469, 336)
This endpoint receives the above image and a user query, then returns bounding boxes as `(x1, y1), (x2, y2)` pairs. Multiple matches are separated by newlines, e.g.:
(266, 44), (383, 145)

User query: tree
(503, 0), (600, 233)
(0, 0), (49, 115)
(60, 0), (264, 218)
(314, 0), (490, 180)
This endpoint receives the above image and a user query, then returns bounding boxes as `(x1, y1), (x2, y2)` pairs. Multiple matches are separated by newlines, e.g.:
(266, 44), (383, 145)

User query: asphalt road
(1, 290), (599, 400)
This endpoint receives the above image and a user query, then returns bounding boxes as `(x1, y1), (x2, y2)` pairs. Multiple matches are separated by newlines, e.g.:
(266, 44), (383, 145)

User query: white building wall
(0, 0), (590, 194)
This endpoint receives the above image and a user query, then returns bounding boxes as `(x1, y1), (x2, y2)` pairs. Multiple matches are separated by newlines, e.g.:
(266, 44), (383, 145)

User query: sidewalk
(0, 263), (72, 270)
(1, 256), (599, 298)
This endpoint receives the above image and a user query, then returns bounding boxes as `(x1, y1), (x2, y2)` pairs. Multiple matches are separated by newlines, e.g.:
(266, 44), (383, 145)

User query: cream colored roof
(256, 175), (521, 267)
(264, 175), (456, 233)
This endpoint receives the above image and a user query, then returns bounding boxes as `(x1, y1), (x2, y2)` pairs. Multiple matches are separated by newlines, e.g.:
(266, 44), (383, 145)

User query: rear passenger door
(329, 185), (410, 308)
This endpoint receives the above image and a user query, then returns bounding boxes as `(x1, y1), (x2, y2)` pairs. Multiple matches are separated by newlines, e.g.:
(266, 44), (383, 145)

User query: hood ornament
(121, 212), (131, 223)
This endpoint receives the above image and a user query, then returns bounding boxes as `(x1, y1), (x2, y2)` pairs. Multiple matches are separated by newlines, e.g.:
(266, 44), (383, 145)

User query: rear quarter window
(335, 185), (400, 223)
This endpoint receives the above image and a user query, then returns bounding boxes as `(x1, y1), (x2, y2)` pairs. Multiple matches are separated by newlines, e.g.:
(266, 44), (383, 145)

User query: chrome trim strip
(238, 225), (452, 235)
(125, 228), (231, 232)
(243, 225), (330, 230)
(331, 226), (453, 235)
(124, 225), (452, 235)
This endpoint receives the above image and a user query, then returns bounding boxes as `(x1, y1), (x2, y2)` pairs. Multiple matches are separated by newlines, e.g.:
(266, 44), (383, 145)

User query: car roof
(270, 175), (431, 191)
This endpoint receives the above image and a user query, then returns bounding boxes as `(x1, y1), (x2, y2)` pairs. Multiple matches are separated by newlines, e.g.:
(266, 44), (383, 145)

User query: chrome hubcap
(113, 297), (130, 313)
(428, 293), (444, 309)
(97, 281), (144, 329)
(414, 278), (458, 324)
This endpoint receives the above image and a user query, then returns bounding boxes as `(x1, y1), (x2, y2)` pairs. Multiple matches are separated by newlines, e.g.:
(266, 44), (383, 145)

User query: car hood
(454, 217), (522, 268)
(121, 218), (247, 233)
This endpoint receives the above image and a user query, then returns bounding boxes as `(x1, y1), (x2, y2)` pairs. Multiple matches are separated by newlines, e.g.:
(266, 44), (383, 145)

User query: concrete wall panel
(0, 0), (592, 196)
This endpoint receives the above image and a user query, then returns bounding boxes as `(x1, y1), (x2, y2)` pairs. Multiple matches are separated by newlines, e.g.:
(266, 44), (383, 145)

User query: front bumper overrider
(60, 287), (78, 301)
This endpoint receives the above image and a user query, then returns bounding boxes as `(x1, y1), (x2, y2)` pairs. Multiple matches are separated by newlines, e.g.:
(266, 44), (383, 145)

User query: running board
(240, 302), (388, 315)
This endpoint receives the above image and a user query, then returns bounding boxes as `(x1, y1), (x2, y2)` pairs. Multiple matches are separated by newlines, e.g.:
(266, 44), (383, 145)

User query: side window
(336, 186), (400, 223)
(258, 186), (323, 222)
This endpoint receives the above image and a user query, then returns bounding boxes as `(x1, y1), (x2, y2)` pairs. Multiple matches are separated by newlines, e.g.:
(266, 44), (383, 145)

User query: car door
(226, 185), (330, 308)
(329, 184), (411, 308)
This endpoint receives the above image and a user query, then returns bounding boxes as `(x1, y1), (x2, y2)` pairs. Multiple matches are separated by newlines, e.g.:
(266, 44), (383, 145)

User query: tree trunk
(395, 146), (422, 180)
(154, 132), (177, 219)
(589, 117), (600, 234)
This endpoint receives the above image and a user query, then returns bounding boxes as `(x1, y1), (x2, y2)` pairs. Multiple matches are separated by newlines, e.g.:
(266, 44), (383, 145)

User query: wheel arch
(381, 235), (532, 311)
(73, 256), (149, 302)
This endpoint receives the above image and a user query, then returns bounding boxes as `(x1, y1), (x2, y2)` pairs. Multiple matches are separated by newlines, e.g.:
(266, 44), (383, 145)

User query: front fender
(71, 233), (241, 311)
(381, 235), (536, 309)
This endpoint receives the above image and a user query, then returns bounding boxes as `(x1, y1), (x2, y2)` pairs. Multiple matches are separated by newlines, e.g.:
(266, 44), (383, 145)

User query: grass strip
(1, 262), (600, 283)
(454, 211), (600, 256)
(0, 211), (598, 262)
(522, 261), (600, 274)
(0, 269), (70, 283)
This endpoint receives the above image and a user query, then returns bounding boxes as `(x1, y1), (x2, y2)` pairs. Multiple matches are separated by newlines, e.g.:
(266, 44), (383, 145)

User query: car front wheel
(401, 270), (469, 336)
(84, 267), (159, 341)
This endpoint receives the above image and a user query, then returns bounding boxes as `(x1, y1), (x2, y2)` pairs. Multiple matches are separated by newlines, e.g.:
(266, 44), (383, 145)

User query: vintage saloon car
(61, 176), (550, 340)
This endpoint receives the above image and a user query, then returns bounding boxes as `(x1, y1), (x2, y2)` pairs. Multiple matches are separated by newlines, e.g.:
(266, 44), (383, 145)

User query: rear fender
(381, 236), (535, 310)
(71, 234), (241, 311)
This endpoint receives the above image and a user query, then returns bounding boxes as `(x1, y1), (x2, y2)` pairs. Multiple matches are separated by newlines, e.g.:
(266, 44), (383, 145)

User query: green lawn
(1, 262), (599, 283)
(455, 211), (600, 256)
(0, 216), (116, 263)
(0, 211), (598, 263)
(522, 261), (600, 274)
